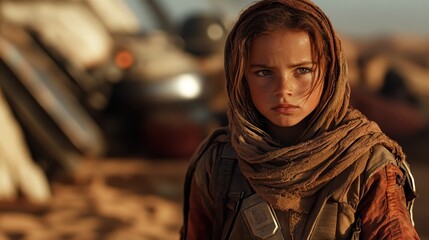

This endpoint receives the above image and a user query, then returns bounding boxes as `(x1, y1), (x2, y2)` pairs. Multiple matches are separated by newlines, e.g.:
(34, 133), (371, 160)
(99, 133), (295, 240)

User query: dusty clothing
(183, 129), (419, 239)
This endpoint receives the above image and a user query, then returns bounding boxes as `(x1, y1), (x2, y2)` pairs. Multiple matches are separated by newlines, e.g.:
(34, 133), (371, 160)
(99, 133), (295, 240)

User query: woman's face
(245, 29), (324, 127)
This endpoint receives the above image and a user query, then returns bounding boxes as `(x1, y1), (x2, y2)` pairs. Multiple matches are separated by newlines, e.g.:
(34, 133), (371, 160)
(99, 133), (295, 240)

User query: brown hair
(225, 0), (342, 131)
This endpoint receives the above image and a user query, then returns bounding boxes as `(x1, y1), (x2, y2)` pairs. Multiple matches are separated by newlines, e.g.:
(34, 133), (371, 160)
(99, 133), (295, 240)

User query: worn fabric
(226, 0), (405, 211)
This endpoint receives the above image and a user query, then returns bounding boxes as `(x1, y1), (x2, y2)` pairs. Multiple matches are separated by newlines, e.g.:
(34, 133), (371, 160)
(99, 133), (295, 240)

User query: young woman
(181, 0), (420, 239)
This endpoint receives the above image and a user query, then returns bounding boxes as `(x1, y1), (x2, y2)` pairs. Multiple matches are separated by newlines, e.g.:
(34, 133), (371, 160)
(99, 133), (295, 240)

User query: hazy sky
(313, 0), (429, 37)
(158, 0), (429, 38)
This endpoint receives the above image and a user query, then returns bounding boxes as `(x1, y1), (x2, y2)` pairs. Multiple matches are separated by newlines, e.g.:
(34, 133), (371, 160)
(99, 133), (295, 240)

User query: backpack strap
(212, 142), (238, 240)
(210, 141), (260, 240)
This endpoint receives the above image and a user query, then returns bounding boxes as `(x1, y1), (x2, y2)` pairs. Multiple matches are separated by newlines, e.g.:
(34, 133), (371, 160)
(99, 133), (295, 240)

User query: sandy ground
(0, 158), (188, 240)
(0, 135), (428, 240)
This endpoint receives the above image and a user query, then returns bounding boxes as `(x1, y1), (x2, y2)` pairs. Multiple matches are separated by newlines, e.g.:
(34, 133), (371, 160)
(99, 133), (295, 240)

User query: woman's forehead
(248, 30), (313, 63)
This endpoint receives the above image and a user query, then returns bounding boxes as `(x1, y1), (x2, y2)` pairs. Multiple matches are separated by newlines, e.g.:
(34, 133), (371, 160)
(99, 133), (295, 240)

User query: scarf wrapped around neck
(227, 0), (405, 211)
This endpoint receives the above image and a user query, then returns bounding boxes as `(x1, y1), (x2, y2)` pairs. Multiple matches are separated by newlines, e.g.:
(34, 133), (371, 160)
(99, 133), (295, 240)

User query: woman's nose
(274, 75), (293, 96)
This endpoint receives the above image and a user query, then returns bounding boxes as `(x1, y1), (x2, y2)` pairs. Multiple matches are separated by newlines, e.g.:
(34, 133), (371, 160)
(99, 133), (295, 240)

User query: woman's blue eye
(256, 70), (272, 76)
(296, 68), (311, 74)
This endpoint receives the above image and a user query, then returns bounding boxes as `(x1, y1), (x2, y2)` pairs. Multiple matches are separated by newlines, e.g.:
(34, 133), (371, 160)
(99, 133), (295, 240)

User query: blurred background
(0, 0), (427, 239)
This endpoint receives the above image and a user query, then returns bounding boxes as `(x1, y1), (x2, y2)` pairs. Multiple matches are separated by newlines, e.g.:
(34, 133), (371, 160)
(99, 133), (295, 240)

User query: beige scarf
(227, 0), (405, 211)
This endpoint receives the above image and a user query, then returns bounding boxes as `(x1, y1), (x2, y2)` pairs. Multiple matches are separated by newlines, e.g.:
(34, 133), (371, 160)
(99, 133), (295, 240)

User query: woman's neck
(266, 120), (308, 147)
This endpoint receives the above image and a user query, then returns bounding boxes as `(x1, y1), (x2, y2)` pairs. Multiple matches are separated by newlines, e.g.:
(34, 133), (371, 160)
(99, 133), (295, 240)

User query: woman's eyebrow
(248, 63), (273, 69)
(288, 61), (315, 68)
(248, 61), (314, 68)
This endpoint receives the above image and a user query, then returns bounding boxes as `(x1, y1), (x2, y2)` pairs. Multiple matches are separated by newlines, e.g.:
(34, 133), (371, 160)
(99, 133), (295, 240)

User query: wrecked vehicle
(0, 0), (228, 179)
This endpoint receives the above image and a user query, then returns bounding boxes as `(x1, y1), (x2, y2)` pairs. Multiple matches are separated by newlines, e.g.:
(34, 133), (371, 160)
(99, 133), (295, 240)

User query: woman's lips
(272, 104), (299, 114)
